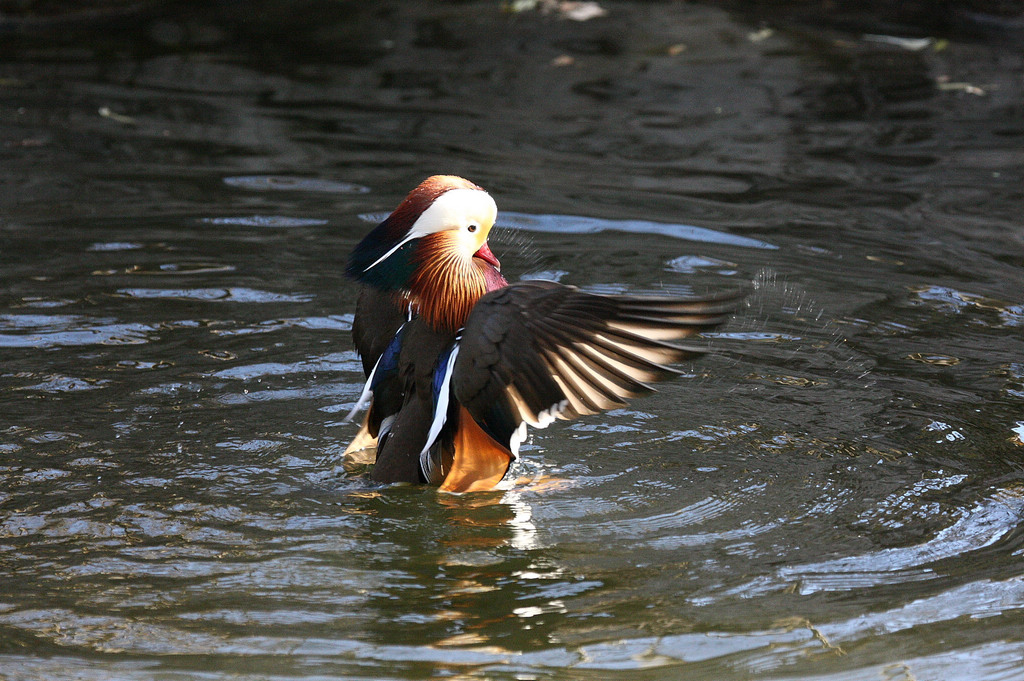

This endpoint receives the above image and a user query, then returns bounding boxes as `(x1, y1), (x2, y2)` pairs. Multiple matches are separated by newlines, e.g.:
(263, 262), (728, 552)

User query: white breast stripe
(343, 322), (407, 423)
(418, 342), (461, 479)
(344, 362), (379, 423)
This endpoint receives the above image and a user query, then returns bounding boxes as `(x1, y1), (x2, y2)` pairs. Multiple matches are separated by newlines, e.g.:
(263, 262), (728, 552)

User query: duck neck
(406, 236), (488, 332)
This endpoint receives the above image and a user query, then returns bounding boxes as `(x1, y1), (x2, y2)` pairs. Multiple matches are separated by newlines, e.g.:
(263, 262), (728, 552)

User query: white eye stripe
(362, 233), (418, 272)
(362, 188), (496, 273)
(407, 188), (496, 238)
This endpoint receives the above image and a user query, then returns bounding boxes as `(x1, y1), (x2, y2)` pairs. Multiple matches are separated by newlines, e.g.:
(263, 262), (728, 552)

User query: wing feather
(452, 280), (743, 455)
(543, 348), (624, 413)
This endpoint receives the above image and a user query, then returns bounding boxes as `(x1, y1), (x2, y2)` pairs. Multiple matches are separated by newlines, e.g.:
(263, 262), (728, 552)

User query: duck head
(347, 175), (503, 330)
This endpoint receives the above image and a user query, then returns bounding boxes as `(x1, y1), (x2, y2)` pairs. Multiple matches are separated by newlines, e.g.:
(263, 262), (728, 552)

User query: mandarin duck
(344, 175), (742, 492)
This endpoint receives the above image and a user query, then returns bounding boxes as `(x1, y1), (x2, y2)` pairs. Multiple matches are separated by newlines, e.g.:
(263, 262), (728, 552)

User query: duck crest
(345, 176), (484, 291)
(387, 175), (482, 236)
(347, 175), (499, 330)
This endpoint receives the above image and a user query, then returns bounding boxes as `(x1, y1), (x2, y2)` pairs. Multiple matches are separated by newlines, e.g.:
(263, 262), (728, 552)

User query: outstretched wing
(452, 280), (743, 455)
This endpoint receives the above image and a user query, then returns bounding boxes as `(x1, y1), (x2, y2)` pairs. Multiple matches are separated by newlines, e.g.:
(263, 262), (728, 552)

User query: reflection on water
(2, 1), (1024, 679)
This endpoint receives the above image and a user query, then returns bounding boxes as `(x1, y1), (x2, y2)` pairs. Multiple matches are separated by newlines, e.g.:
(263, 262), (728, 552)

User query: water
(2, 3), (1024, 679)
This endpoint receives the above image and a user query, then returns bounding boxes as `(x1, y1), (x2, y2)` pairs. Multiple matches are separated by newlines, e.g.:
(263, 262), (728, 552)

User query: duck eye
(467, 224), (478, 233)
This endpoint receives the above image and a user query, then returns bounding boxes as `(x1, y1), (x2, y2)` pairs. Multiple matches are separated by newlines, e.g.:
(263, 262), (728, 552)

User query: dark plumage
(344, 176), (742, 492)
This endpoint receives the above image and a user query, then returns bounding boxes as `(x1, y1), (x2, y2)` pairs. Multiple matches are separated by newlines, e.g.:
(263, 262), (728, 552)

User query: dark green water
(2, 3), (1023, 679)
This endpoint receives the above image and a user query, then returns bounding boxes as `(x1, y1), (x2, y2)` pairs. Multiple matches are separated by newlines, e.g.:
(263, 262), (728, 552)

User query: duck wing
(452, 280), (743, 456)
(352, 286), (407, 377)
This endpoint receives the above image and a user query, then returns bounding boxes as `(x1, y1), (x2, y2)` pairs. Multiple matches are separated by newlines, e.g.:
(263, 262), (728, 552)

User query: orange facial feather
(407, 232), (489, 331)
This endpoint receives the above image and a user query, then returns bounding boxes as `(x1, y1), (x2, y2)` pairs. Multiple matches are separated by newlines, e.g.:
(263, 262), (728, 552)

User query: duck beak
(473, 241), (501, 270)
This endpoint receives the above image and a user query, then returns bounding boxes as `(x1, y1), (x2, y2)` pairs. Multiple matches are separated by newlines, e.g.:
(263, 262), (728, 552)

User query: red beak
(473, 241), (501, 270)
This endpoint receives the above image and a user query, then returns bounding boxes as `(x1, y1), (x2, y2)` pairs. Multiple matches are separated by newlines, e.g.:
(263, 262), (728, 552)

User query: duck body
(345, 175), (741, 492)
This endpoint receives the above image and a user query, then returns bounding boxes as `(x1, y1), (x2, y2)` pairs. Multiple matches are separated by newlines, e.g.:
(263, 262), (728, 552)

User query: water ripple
(115, 288), (314, 303)
(212, 315), (352, 336)
(359, 210), (778, 249)
(779, 487), (1024, 594)
(499, 211), (778, 249)
(12, 374), (112, 392)
(223, 175), (370, 193)
(200, 215), (329, 227)
(208, 353), (360, 380)
(0, 314), (154, 347)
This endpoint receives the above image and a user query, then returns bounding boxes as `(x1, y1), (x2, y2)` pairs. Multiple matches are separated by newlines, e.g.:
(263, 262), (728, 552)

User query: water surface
(2, 3), (1023, 680)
